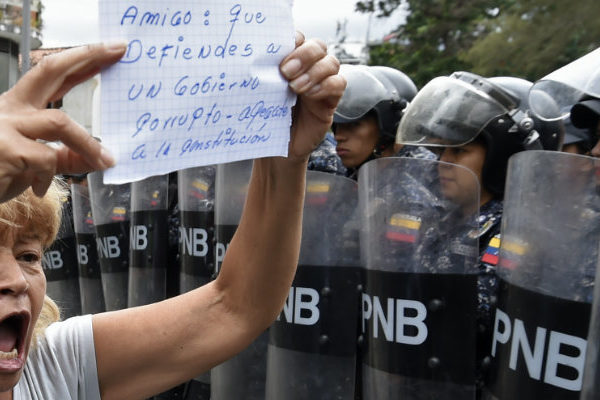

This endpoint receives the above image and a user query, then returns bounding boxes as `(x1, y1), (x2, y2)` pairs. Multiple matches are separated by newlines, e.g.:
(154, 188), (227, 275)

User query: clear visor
(396, 76), (510, 147)
(530, 47), (600, 121)
(333, 65), (391, 122)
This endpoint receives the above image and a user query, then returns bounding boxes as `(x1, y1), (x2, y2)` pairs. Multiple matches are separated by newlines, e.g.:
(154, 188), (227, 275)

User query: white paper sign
(99, 0), (296, 184)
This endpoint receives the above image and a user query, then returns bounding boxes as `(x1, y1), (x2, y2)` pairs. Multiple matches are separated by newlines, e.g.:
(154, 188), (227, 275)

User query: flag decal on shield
(386, 213), (421, 243)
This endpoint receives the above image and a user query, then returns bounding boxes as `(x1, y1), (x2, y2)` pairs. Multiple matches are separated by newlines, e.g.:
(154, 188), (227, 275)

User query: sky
(40, 0), (407, 49)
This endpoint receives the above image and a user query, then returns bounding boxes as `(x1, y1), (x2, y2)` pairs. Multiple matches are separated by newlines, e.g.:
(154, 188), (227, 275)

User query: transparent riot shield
(128, 174), (169, 307)
(178, 166), (216, 400)
(359, 157), (480, 400)
(482, 151), (600, 400)
(88, 171), (130, 311)
(178, 166), (216, 293)
(211, 160), (269, 400)
(582, 256), (600, 400)
(44, 196), (82, 319)
(265, 171), (361, 400)
(71, 182), (105, 314)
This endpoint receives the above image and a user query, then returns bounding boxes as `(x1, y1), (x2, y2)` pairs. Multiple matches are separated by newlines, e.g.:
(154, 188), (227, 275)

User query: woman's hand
(280, 32), (346, 164)
(0, 42), (126, 202)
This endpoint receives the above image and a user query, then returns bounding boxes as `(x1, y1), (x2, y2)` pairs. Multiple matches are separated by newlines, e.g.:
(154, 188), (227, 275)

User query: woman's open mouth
(0, 313), (28, 371)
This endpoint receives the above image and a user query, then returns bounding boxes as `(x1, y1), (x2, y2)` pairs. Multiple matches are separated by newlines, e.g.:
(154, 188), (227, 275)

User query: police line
(46, 152), (600, 400)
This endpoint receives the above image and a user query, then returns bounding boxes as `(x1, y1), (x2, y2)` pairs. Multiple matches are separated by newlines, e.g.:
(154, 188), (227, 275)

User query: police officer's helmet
(333, 65), (417, 148)
(397, 71), (563, 197)
(562, 113), (596, 153)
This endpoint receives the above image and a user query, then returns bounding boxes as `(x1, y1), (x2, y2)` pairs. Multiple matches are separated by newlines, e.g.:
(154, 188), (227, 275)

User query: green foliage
(356, 0), (600, 86)
(462, 0), (600, 80)
(356, 0), (508, 87)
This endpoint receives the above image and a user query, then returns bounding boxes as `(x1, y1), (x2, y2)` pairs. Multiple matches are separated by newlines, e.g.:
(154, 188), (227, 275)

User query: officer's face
(438, 141), (487, 209)
(0, 227), (45, 393)
(334, 116), (379, 168)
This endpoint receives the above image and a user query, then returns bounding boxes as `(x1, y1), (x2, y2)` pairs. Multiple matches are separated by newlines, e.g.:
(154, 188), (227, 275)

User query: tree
(356, 0), (600, 85)
(462, 0), (600, 80)
(356, 0), (508, 87)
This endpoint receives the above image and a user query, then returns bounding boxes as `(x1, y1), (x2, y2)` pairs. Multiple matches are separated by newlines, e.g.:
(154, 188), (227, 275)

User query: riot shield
(265, 170), (361, 400)
(71, 182), (105, 314)
(529, 47), (600, 121)
(178, 166), (216, 294)
(88, 171), (130, 311)
(128, 174), (169, 307)
(582, 255), (600, 400)
(482, 151), (600, 400)
(210, 160), (269, 400)
(178, 166), (216, 400)
(43, 195), (82, 319)
(359, 157), (480, 400)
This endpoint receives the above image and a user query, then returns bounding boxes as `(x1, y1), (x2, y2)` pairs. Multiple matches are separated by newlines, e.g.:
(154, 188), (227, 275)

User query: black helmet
(570, 97), (600, 129)
(333, 65), (417, 149)
(562, 113), (596, 153)
(398, 71), (564, 197)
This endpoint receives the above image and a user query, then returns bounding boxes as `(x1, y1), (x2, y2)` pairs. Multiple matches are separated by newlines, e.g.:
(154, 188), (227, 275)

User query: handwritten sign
(99, 0), (296, 184)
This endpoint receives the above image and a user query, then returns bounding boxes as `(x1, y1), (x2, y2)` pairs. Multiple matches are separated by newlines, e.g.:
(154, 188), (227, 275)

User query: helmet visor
(333, 65), (391, 123)
(530, 47), (600, 121)
(397, 76), (511, 147)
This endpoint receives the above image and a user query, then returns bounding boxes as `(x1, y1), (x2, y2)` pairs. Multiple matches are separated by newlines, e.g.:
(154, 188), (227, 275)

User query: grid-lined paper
(99, 0), (296, 184)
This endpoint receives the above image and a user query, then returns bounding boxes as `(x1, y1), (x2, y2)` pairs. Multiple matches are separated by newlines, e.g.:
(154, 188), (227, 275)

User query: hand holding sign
(0, 43), (123, 202)
(280, 32), (345, 164)
(100, 0), (301, 184)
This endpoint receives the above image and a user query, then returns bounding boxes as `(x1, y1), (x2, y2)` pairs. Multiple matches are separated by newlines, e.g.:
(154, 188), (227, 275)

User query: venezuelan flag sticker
(386, 213), (421, 243)
(307, 182), (330, 205)
(191, 179), (209, 200)
(111, 206), (127, 222)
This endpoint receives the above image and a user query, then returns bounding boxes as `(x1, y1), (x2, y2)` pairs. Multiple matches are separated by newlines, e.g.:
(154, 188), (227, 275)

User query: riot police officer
(561, 115), (596, 155)
(332, 65), (435, 179)
(394, 71), (562, 398)
(570, 97), (600, 157)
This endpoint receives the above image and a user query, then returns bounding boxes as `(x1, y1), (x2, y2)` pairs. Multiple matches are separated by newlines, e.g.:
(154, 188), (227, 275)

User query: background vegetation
(356, 0), (600, 87)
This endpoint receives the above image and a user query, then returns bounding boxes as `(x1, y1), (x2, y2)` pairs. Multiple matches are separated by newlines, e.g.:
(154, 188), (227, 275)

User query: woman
(0, 32), (345, 399)
(332, 65), (435, 179)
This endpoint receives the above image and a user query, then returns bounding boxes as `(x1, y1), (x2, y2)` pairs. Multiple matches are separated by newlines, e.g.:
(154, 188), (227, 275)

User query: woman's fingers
(9, 42), (127, 109)
(13, 109), (115, 170)
(280, 38), (328, 88)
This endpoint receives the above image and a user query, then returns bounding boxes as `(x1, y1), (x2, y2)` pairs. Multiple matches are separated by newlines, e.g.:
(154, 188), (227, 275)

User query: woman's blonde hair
(0, 179), (67, 342)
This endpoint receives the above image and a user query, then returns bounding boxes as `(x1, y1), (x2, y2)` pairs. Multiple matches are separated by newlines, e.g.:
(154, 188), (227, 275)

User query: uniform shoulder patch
(481, 234), (501, 265)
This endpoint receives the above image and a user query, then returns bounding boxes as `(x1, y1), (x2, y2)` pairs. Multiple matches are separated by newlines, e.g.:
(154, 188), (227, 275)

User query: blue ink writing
(120, 37), (254, 66)
(133, 103), (229, 137)
(178, 128), (272, 157)
(173, 73), (259, 97)
(238, 100), (289, 130)
(120, 6), (192, 27)
(128, 81), (162, 101)
(266, 43), (281, 54)
(132, 144), (147, 160)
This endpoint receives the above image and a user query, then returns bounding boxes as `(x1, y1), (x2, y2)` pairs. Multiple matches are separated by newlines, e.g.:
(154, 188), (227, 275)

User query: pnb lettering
(362, 293), (428, 345)
(179, 227), (208, 257)
(130, 225), (148, 251)
(491, 308), (587, 391)
(97, 236), (121, 259)
(278, 286), (320, 326)
(42, 251), (63, 270)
